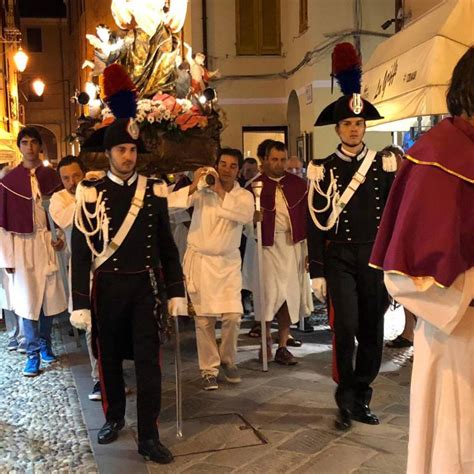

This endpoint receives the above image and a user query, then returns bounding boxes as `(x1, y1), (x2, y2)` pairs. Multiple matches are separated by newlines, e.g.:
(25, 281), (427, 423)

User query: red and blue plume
(332, 42), (362, 95)
(103, 64), (137, 119)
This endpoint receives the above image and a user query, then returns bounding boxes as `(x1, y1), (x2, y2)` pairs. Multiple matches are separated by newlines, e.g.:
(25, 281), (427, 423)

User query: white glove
(70, 309), (92, 331)
(311, 278), (327, 302)
(168, 297), (188, 317)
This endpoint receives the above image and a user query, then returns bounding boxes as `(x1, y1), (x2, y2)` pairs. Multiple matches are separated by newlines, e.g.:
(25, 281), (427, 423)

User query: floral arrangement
(101, 92), (209, 134)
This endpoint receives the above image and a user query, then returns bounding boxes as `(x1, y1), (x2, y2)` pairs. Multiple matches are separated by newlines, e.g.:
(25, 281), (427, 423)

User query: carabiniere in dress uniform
(306, 42), (397, 432)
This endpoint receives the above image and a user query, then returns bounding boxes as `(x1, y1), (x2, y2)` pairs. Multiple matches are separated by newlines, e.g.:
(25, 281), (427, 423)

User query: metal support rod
(252, 181), (268, 372)
(174, 316), (183, 438)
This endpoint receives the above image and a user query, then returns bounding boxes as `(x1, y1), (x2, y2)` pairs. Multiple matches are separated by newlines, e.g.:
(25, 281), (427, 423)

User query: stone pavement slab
(0, 305), (412, 473)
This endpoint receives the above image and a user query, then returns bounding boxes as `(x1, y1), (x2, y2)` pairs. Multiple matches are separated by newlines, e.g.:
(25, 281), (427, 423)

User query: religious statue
(190, 52), (220, 96)
(86, 0), (189, 98)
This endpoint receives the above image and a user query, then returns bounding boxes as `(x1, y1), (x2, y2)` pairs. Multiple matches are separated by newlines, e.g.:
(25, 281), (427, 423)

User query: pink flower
(175, 112), (208, 131)
(152, 93), (182, 117)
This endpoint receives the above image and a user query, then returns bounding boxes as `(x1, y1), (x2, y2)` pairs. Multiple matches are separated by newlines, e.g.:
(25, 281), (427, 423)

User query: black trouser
(325, 242), (389, 412)
(95, 272), (161, 442)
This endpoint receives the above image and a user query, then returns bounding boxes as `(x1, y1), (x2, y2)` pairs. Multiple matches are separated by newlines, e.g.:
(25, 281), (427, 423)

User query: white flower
(148, 116), (155, 124)
(136, 115), (145, 123)
(163, 110), (171, 120)
(177, 99), (192, 112)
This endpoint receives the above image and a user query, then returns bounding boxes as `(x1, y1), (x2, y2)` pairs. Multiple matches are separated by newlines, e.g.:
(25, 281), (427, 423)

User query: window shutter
(299, 0), (308, 34)
(236, 0), (259, 55)
(259, 0), (281, 55)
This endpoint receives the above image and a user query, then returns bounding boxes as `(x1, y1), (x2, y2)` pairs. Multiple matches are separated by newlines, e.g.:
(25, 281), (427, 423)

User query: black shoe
(138, 439), (174, 464)
(286, 336), (302, 347)
(335, 408), (352, 431)
(97, 419), (125, 444)
(351, 406), (380, 425)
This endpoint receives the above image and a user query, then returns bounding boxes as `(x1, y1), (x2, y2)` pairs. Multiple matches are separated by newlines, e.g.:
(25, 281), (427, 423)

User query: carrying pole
(174, 316), (183, 438)
(251, 181), (268, 372)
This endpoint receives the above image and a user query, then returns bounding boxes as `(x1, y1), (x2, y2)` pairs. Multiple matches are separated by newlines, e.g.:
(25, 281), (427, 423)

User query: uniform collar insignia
(336, 144), (368, 162)
(107, 171), (138, 186)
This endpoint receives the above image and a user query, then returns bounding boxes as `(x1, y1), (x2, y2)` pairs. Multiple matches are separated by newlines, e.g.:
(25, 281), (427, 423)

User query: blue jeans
(22, 310), (54, 356)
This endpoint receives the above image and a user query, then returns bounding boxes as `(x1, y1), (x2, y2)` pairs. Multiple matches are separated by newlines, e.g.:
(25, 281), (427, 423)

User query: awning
(0, 142), (16, 163)
(362, 0), (474, 131)
(0, 129), (17, 163)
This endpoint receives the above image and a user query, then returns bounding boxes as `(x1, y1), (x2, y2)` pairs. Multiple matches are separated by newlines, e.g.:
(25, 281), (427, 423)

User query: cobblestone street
(0, 307), (413, 473)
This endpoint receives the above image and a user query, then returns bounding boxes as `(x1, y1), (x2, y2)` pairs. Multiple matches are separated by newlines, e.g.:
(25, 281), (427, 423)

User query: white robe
(243, 185), (313, 324)
(0, 269), (14, 311)
(168, 183), (254, 316)
(385, 269), (474, 474)
(0, 174), (67, 320)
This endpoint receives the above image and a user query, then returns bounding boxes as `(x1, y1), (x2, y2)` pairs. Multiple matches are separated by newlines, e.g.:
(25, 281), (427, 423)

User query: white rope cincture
(308, 169), (340, 231)
(74, 185), (109, 258)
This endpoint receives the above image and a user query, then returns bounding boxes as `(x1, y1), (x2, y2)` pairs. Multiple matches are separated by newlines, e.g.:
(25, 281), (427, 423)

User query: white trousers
(407, 306), (474, 474)
(194, 313), (241, 377)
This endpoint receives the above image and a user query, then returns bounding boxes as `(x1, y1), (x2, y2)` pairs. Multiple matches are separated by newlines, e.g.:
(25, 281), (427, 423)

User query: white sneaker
(88, 381), (102, 401)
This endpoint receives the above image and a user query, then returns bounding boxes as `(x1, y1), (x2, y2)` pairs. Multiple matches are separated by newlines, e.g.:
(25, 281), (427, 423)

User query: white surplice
(0, 269), (14, 310)
(243, 184), (313, 324)
(0, 171), (67, 320)
(50, 188), (76, 252)
(385, 269), (474, 474)
(168, 183), (254, 315)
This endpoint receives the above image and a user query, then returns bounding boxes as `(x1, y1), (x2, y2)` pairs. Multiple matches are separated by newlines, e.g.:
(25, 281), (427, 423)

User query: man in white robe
(50, 155), (104, 401)
(168, 149), (254, 390)
(246, 141), (312, 366)
(0, 127), (67, 377)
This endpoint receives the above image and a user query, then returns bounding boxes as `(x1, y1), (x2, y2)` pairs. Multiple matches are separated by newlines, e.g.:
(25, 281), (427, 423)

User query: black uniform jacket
(71, 173), (185, 311)
(308, 145), (395, 278)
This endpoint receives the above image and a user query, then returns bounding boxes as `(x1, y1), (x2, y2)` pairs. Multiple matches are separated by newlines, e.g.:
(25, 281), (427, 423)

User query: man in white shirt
(50, 156), (103, 401)
(168, 149), (254, 390)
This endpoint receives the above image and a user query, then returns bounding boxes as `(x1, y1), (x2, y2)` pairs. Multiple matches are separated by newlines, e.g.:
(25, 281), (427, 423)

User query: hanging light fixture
(32, 79), (45, 97)
(13, 47), (29, 72)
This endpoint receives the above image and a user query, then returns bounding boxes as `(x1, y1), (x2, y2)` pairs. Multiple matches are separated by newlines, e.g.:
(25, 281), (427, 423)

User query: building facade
(0, 0), (22, 166)
(62, 0), (406, 161)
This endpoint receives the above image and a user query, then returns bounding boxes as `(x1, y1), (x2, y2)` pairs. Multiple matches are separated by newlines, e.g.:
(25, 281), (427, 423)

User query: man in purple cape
(247, 140), (313, 366)
(370, 47), (474, 473)
(0, 127), (67, 377)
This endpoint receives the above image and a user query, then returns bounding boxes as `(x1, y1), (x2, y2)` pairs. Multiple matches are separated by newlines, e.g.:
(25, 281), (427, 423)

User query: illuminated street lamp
(32, 79), (45, 97)
(13, 47), (29, 72)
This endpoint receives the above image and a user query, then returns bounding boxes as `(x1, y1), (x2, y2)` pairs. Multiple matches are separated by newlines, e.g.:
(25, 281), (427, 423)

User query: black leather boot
(97, 419), (125, 444)
(335, 408), (352, 431)
(352, 388), (379, 425)
(351, 405), (380, 425)
(138, 439), (174, 464)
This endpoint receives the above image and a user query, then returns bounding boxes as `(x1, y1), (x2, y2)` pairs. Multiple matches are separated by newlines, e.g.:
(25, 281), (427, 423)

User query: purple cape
(370, 117), (474, 287)
(0, 164), (62, 234)
(251, 172), (308, 246)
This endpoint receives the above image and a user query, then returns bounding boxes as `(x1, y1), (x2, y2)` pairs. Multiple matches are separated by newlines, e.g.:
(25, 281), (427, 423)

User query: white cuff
(70, 309), (92, 331)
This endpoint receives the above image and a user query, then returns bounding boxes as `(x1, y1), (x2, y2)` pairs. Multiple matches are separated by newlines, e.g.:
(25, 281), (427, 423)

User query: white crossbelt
(326, 149), (376, 229)
(92, 174), (147, 270)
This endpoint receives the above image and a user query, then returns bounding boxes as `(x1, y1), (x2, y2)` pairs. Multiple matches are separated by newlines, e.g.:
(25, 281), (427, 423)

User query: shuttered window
(236, 0), (281, 56)
(299, 0), (308, 34)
